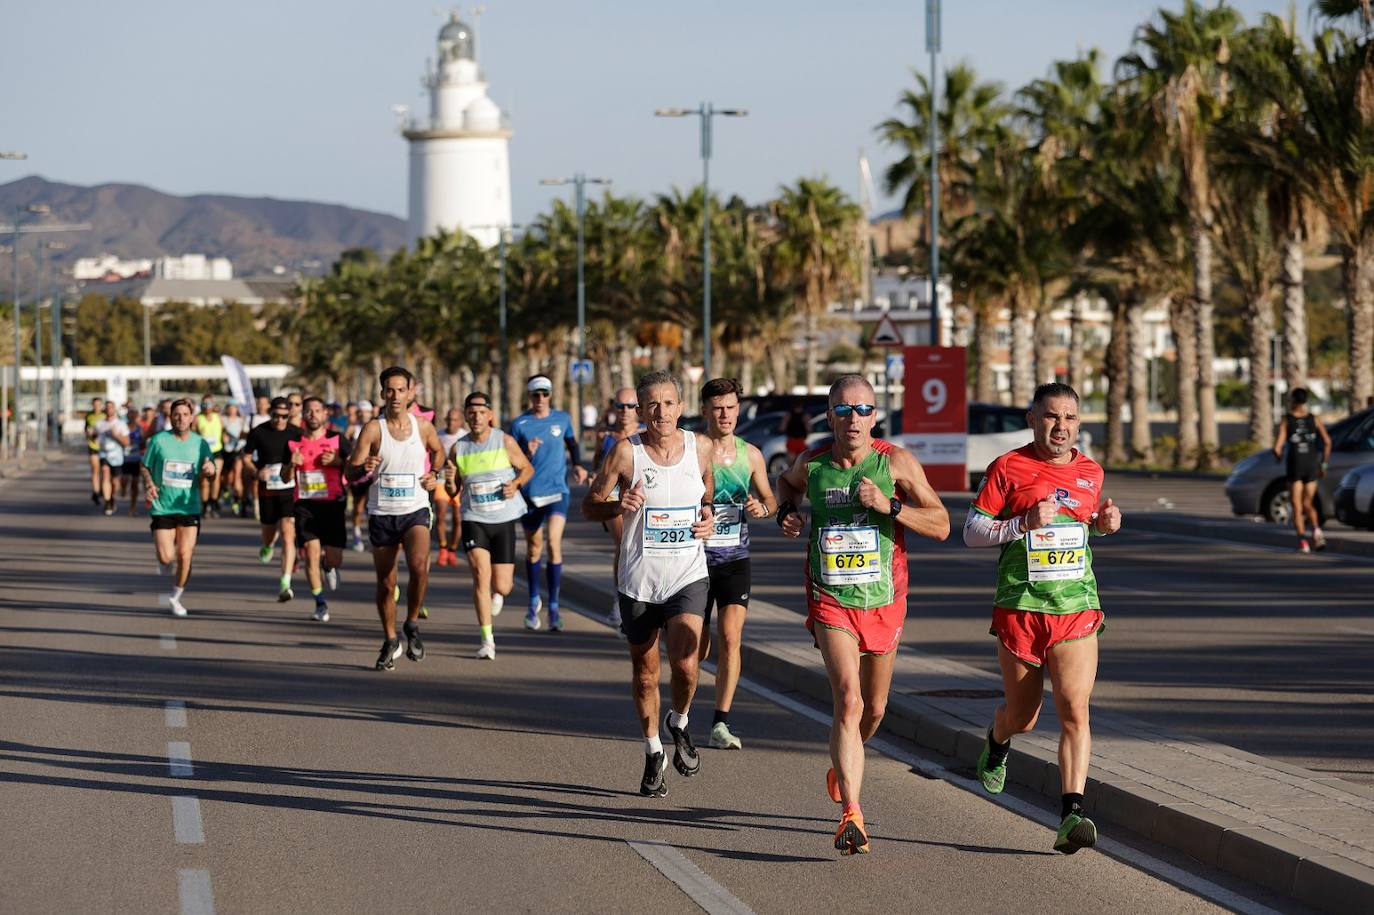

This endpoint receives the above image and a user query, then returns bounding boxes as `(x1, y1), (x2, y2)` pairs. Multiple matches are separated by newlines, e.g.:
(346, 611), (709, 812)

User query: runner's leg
(173, 525), (198, 589)
(401, 521), (431, 624)
(1046, 633), (1098, 795)
(468, 547), (494, 626)
(1290, 479), (1307, 539)
(303, 538), (324, 593)
(372, 544), (400, 639)
(816, 625), (866, 806)
(664, 612), (703, 718)
(992, 642), (1045, 743)
(857, 649), (897, 742)
(153, 527), (177, 567)
(713, 603), (747, 716)
(629, 630), (663, 738)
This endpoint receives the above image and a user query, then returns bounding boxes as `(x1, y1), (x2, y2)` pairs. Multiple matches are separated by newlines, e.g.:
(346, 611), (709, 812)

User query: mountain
(0, 175), (407, 295)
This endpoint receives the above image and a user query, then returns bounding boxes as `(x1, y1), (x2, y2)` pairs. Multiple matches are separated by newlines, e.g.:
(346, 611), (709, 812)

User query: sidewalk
(557, 545), (1374, 914)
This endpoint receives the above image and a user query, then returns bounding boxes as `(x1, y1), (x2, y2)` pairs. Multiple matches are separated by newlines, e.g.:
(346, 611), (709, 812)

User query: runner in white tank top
(582, 370), (716, 798)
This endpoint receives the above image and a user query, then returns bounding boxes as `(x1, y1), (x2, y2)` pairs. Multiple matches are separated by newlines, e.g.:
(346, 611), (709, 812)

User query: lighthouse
(403, 10), (513, 248)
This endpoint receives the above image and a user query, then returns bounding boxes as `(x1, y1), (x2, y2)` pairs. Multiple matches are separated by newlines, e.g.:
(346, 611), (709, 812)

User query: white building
(154, 254), (232, 281)
(401, 10), (513, 249)
(73, 254), (154, 282)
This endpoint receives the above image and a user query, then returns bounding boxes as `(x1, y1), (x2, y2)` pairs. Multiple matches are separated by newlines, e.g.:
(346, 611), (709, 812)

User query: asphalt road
(0, 462), (1297, 914)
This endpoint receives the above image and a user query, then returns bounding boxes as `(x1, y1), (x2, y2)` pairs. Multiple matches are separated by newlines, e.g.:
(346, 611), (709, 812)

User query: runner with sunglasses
(594, 388), (641, 628)
(775, 374), (949, 855)
(242, 397), (303, 601)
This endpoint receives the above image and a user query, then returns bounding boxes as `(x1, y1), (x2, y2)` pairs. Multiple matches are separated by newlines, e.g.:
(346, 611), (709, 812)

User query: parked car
(1224, 406), (1374, 524)
(760, 413), (838, 476)
(1333, 462), (1374, 530)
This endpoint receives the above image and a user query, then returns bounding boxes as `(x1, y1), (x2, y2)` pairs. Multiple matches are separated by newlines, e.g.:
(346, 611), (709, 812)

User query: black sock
(985, 726), (1011, 767)
(1061, 792), (1085, 819)
(712, 709), (729, 727)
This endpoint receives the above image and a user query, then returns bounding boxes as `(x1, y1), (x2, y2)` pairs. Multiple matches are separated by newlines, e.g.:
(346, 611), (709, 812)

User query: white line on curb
(627, 840), (755, 915)
(165, 700), (187, 728)
(177, 868), (215, 914)
(167, 741), (193, 778)
(159, 633), (177, 650)
(172, 796), (205, 844)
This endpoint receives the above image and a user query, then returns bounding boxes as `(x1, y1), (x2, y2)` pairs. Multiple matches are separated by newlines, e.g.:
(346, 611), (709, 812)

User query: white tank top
(367, 413), (431, 515)
(618, 430), (708, 603)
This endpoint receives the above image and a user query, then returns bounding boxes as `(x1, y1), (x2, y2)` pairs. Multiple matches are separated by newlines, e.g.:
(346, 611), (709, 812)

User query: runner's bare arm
(745, 443), (778, 518)
(582, 438), (632, 522)
(774, 451), (810, 538)
(885, 448), (950, 541)
(1316, 415), (1333, 463)
(345, 421), (381, 481)
(1272, 418), (1287, 460)
(696, 433), (715, 506)
(419, 420), (445, 491)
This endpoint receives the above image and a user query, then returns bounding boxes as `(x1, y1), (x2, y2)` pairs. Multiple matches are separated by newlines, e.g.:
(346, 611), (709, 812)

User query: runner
(85, 396), (105, 506)
(221, 401), (248, 517)
(698, 378), (777, 750)
(242, 396), (303, 601)
(345, 366), (446, 671)
(1271, 388), (1333, 552)
(775, 373), (948, 855)
(511, 375), (588, 631)
(443, 391), (532, 659)
(122, 404), (153, 516)
(594, 388), (640, 628)
(250, 394), (273, 430)
(287, 393), (304, 428)
(141, 399), (217, 617)
(193, 396), (226, 516)
(435, 407), (468, 568)
(348, 399), (375, 551)
(583, 370), (716, 798)
(963, 381), (1122, 855)
(284, 396), (351, 622)
(94, 400), (131, 516)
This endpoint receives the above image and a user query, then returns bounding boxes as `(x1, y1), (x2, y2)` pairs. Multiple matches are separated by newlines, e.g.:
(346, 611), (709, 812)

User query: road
(0, 461), (1307, 913)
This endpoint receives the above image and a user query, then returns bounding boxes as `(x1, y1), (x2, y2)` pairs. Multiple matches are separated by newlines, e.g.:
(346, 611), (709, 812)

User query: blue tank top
(511, 409), (575, 505)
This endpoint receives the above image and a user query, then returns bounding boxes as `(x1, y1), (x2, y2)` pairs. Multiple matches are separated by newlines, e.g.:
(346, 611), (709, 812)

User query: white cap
(357, 400), (374, 412)
(527, 375), (553, 393)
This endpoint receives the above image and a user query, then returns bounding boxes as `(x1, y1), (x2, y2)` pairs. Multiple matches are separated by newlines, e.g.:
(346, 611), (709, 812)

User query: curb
(0, 450), (66, 480)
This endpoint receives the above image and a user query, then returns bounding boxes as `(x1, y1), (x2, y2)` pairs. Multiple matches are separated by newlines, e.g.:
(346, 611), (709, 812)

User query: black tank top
(1285, 414), (1318, 460)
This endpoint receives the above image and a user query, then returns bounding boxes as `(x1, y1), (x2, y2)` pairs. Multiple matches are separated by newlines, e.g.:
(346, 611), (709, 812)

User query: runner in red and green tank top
(776, 374), (949, 856)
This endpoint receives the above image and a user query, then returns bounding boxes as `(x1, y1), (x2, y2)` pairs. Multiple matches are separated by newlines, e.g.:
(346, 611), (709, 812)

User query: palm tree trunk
(1171, 296), (1200, 467)
(1033, 303), (1056, 385)
(617, 327), (635, 394)
(1246, 292), (1276, 446)
(504, 346), (524, 420)
(739, 351), (755, 396)
(1193, 227), (1219, 468)
(1010, 294), (1035, 407)
(974, 302), (998, 403)
(767, 342), (790, 395)
(805, 312), (820, 393)
(1344, 240), (1374, 409)
(1280, 232), (1307, 391)
(1067, 296), (1085, 391)
(1104, 301), (1128, 465)
(1127, 296), (1154, 464)
(551, 341), (571, 416)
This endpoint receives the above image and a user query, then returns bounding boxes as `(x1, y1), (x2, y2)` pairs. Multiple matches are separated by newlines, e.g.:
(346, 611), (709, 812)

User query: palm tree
(1117, 0), (1244, 467)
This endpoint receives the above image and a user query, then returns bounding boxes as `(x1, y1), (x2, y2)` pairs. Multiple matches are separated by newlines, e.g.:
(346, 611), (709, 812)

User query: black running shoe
(665, 713), (700, 777)
(640, 751), (668, 797)
(375, 637), (402, 671)
(403, 620), (424, 662)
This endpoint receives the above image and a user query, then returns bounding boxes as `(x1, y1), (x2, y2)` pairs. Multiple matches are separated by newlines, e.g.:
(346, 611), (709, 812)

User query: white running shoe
(326, 566), (340, 591)
(606, 599), (622, 628)
(352, 535), (365, 553)
(475, 640), (496, 660)
(490, 592), (504, 617)
(312, 604), (330, 622)
(167, 596), (188, 618)
(709, 721), (743, 750)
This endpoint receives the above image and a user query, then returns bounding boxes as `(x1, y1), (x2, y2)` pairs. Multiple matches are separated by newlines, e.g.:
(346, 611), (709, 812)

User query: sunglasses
(272, 411), (290, 418)
(614, 402), (638, 410)
(466, 403), (490, 410)
(832, 403), (876, 418)
(530, 390), (551, 398)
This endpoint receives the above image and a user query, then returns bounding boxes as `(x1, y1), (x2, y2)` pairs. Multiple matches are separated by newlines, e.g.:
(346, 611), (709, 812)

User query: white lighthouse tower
(403, 10), (512, 248)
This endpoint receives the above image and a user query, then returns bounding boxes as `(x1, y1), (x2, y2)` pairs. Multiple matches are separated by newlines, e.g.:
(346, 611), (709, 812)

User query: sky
(0, 1), (1320, 227)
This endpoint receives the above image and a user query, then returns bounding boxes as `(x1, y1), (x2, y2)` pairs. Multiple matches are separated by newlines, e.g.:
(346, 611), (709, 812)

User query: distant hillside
(0, 175), (407, 295)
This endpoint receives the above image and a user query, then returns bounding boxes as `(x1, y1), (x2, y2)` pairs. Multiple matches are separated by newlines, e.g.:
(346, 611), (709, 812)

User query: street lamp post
(654, 103), (747, 377)
(470, 223), (524, 418)
(10, 203), (50, 456)
(926, 0), (942, 346)
(540, 175), (610, 440)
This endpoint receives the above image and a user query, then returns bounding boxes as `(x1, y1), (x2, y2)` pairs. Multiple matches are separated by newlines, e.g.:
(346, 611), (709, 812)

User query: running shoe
(168, 596), (188, 618)
(325, 566), (339, 591)
(419, 605), (429, 620)
(1313, 528), (1327, 551)
(834, 809), (870, 855)
(639, 751), (668, 798)
(392, 584), (401, 604)
(976, 735), (1008, 795)
(277, 585), (294, 602)
(375, 637), (403, 671)
(1298, 538), (1312, 553)
(1054, 811), (1098, 855)
(525, 596), (542, 631)
(312, 602), (330, 623)
(104, 503), (114, 517)
(259, 545), (274, 564)
(826, 767), (842, 803)
(549, 607), (563, 632)
(606, 599), (622, 628)
(709, 721), (742, 750)
(490, 592), (504, 617)
(475, 640), (496, 660)
(665, 713), (700, 777)
(91, 491), (100, 505)
(352, 534), (365, 553)
(403, 620), (425, 661)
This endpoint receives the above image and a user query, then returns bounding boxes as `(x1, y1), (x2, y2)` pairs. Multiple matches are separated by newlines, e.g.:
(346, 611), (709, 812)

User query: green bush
(1220, 439), (1262, 464)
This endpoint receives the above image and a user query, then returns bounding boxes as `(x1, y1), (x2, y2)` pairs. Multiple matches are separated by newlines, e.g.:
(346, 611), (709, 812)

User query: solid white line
(1336, 626), (1374, 638)
(172, 796), (205, 844)
(159, 633), (177, 650)
(165, 700), (187, 728)
(627, 840), (755, 915)
(177, 868), (215, 914)
(167, 741), (193, 778)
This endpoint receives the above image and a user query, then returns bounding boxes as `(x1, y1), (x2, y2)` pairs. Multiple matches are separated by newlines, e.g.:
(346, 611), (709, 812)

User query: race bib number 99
(1024, 523), (1087, 582)
(819, 525), (881, 585)
(643, 505), (698, 556)
(707, 503), (743, 548)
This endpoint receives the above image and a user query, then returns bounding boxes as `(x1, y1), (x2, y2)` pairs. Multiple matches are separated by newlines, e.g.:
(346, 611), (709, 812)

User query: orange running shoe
(834, 809), (870, 855)
(826, 767), (842, 804)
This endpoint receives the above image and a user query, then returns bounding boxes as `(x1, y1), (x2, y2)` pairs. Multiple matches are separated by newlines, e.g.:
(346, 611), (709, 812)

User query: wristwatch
(888, 496), (902, 518)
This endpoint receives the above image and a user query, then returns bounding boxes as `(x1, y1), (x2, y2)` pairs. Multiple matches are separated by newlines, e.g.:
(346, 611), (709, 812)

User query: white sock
(645, 735), (663, 755)
(171, 586), (185, 601)
(668, 710), (689, 731)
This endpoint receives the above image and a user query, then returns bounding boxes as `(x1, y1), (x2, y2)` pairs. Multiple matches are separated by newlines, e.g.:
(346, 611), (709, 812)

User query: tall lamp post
(9, 203), (50, 457)
(926, 0), (943, 346)
(471, 223), (524, 418)
(654, 103), (747, 377)
(539, 175), (610, 440)
(34, 241), (65, 456)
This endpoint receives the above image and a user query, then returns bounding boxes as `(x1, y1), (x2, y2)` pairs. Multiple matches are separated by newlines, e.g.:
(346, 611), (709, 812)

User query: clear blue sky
(1, 1), (1315, 226)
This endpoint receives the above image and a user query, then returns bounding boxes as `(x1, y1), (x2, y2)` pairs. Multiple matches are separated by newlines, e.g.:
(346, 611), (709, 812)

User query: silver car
(1224, 407), (1374, 525)
(1333, 462), (1374, 530)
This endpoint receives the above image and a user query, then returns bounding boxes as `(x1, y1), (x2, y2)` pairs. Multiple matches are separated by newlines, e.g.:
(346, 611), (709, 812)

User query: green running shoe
(258, 545), (273, 564)
(975, 739), (1007, 795)
(1054, 811), (1097, 855)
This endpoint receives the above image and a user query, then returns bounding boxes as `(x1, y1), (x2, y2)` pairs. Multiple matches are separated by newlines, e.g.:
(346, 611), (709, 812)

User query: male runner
(250, 394), (272, 429)
(285, 396), (351, 622)
(346, 366), (445, 671)
(287, 393), (304, 428)
(595, 388), (640, 627)
(583, 370), (716, 798)
(85, 396), (105, 505)
(141, 399), (216, 616)
(443, 391), (533, 659)
(964, 381), (1122, 855)
(435, 407), (468, 567)
(221, 401), (248, 516)
(698, 378), (777, 750)
(94, 400), (131, 516)
(123, 405), (152, 515)
(776, 373), (948, 855)
(193, 396), (226, 516)
(512, 375), (588, 631)
(243, 397), (303, 600)
(1271, 388), (1332, 552)
(348, 399), (375, 551)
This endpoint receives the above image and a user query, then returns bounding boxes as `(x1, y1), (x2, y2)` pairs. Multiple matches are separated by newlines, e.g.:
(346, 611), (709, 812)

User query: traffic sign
(869, 314), (903, 347)
(685, 365), (704, 384)
(570, 359), (594, 386)
(885, 354), (904, 381)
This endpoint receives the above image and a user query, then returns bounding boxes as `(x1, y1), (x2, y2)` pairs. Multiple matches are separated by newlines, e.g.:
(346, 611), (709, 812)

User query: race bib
(299, 469), (329, 500)
(377, 472), (417, 512)
(819, 525), (881, 586)
(163, 460), (195, 489)
(1024, 523), (1087, 582)
(263, 463), (293, 491)
(469, 479), (504, 513)
(530, 493), (562, 508)
(707, 503), (743, 548)
(642, 505), (698, 556)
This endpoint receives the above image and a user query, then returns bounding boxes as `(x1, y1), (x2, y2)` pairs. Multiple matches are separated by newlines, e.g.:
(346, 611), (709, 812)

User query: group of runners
(96, 363), (1124, 859)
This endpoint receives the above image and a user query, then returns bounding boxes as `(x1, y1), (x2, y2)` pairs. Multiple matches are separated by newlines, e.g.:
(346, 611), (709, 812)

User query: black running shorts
(705, 558), (751, 628)
(259, 490), (295, 526)
(368, 506), (433, 548)
(150, 514), (201, 531)
(618, 578), (710, 646)
(461, 518), (518, 565)
(295, 499), (347, 549)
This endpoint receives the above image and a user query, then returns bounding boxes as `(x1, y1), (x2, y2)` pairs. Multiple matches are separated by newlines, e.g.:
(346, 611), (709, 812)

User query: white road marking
(159, 633), (177, 650)
(1336, 626), (1374, 638)
(627, 840), (755, 915)
(167, 741), (193, 778)
(165, 700), (187, 728)
(172, 796), (205, 844)
(177, 868), (215, 915)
